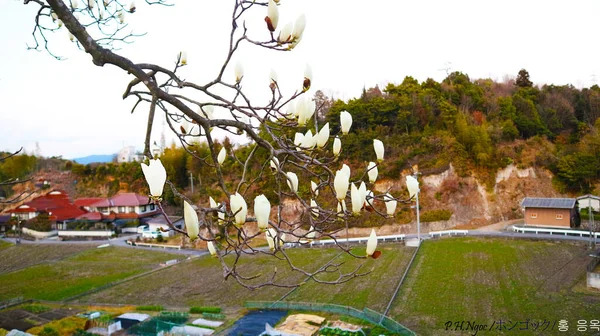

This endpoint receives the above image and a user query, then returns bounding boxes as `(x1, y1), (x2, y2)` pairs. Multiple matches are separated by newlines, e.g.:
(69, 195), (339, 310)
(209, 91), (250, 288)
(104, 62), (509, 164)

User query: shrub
(189, 306), (222, 314)
(38, 327), (59, 336)
(135, 305), (163, 311)
(420, 209), (453, 222)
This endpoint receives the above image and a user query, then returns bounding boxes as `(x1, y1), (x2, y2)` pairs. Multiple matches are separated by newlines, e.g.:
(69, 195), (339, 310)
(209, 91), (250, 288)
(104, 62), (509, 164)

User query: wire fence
(245, 301), (415, 335)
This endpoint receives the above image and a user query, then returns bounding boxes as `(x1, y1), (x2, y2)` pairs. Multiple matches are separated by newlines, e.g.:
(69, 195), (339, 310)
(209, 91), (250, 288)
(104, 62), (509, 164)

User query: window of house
(118, 206), (126, 213)
(530, 213), (537, 219)
(149, 204), (155, 211)
(556, 214), (563, 220)
(129, 206), (135, 212)
(141, 205), (147, 212)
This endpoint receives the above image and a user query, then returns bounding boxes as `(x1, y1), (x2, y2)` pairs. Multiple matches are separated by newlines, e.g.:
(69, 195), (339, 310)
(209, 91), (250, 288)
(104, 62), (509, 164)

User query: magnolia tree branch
(0, 148), (34, 206)
(24, 0), (417, 289)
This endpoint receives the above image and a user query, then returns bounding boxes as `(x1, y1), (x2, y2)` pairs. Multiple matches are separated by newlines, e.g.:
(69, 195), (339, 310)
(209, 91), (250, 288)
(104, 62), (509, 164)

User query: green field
(391, 237), (600, 335)
(0, 243), (94, 274)
(0, 246), (180, 301)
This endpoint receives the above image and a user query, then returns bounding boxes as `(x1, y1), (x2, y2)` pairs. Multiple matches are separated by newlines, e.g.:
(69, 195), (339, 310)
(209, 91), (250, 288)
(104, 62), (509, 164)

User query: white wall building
(117, 146), (143, 163)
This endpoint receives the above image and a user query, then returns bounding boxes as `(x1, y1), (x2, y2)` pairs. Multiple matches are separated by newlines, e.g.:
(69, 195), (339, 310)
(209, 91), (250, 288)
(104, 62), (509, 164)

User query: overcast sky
(2, 0), (600, 159)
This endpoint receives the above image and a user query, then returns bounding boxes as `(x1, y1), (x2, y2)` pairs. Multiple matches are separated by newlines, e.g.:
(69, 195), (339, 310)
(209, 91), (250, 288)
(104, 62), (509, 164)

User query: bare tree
(21, 0), (411, 289)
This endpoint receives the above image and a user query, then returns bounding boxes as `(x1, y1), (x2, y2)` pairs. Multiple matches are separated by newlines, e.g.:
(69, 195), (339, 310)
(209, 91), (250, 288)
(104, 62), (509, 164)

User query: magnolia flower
(311, 181), (318, 196)
(340, 111), (353, 135)
(286, 101), (297, 119)
(334, 169), (350, 201)
(316, 123), (329, 148)
(286, 172), (299, 193)
(207, 241), (217, 257)
(358, 182), (367, 204)
(217, 147), (226, 165)
(209, 196), (217, 209)
(297, 97), (315, 126)
(265, 0), (279, 32)
(292, 14), (306, 40)
(57, 19), (63, 28)
(254, 194), (271, 230)
(367, 162), (378, 183)
(230, 192), (247, 226)
(406, 175), (420, 199)
(266, 228), (277, 250)
(68, 31), (75, 42)
(184, 201), (199, 241)
(235, 61), (244, 83)
(373, 139), (384, 162)
(71, 0), (79, 9)
(180, 119), (192, 135)
(350, 183), (362, 214)
(278, 22), (293, 43)
(366, 229), (377, 256)
(218, 210), (225, 224)
(51, 12), (58, 21)
(341, 164), (350, 178)
(98, 9), (104, 20)
(270, 157), (279, 172)
(293, 132), (304, 150)
(180, 51), (187, 66)
(333, 137), (341, 156)
(129, 0), (136, 13)
(306, 226), (316, 240)
(384, 193), (397, 217)
(87, 0), (94, 8)
(301, 130), (315, 150)
(310, 199), (319, 217)
(141, 159), (167, 198)
(303, 64), (313, 91)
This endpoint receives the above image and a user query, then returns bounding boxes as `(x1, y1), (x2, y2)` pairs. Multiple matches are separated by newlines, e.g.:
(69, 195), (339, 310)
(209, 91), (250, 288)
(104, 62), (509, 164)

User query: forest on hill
(2, 69), (600, 210)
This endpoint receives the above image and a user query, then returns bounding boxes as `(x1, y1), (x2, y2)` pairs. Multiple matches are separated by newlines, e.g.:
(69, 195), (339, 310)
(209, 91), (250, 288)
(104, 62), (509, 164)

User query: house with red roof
(77, 193), (158, 222)
(9, 190), (87, 229)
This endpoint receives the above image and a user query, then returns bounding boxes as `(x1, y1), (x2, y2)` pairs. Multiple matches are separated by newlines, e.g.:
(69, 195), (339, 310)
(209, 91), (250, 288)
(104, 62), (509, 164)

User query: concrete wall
(524, 208), (571, 227)
(588, 272), (600, 289)
(22, 228), (58, 239)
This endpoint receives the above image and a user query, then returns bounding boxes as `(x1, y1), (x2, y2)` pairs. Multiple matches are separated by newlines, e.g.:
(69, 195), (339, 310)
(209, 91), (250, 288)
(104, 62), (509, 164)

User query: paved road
(2, 225), (598, 255)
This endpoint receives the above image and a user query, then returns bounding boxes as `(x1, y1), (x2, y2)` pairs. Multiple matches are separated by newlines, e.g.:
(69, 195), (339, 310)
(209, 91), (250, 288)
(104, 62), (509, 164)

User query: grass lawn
(390, 237), (600, 335)
(0, 246), (180, 301)
(0, 244), (94, 274)
(0, 241), (12, 251)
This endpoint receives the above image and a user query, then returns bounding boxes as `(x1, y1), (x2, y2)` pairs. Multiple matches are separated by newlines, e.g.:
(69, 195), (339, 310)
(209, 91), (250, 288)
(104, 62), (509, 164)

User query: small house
(577, 194), (600, 212)
(521, 197), (578, 228)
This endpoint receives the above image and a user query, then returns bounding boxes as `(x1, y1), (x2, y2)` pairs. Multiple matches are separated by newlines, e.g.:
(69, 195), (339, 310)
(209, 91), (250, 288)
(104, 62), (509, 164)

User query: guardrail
(134, 242), (182, 250)
(512, 226), (600, 238)
(308, 234), (406, 247)
(429, 230), (468, 238)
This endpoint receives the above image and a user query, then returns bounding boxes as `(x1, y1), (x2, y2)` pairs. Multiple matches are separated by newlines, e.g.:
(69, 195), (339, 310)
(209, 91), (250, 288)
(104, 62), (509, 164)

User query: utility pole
(589, 200), (595, 249)
(189, 172), (194, 193)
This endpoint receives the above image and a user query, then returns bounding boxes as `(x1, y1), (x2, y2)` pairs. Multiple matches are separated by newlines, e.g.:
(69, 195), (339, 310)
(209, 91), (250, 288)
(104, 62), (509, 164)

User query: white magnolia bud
(207, 241), (217, 257)
(68, 31), (75, 42)
(293, 132), (304, 150)
(303, 64), (312, 91)
(292, 14), (306, 40)
(301, 130), (315, 150)
(385, 193), (397, 217)
(57, 19), (63, 28)
(365, 190), (374, 208)
(315, 123), (330, 148)
(341, 164), (350, 178)
(209, 196), (217, 209)
(254, 194), (271, 230)
(334, 169), (350, 201)
(366, 229), (377, 256)
(51, 12), (58, 21)
(230, 192), (248, 226)
(333, 137), (341, 156)
(266, 228), (277, 250)
(217, 147), (226, 166)
(183, 201), (199, 241)
(234, 61), (244, 83)
(87, 0), (94, 8)
(340, 111), (353, 135)
(306, 226), (316, 240)
(406, 175), (420, 199)
(350, 183), (362, 214)
(140, 159), (167, 198)
(269, 68), (277, 85)
(286, 172), (298, 193)
(71, 0), (79, 9)
(180, 51), (187, 66)
(310, 199), (319, 217)
(298, 97), (315, 126)
(266, 0), (279, 31)
(117, 11), (125, 24)
(270, 157), (279, 171)
(367, 162), (378, 183)
(278, 22), (293, 43)
(373, 139), (384, 162)
(200, 105), (214, 120)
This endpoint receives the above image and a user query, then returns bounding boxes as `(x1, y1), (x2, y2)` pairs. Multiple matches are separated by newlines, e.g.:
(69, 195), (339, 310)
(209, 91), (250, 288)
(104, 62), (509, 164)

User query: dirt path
(474, 219), (524, 232)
